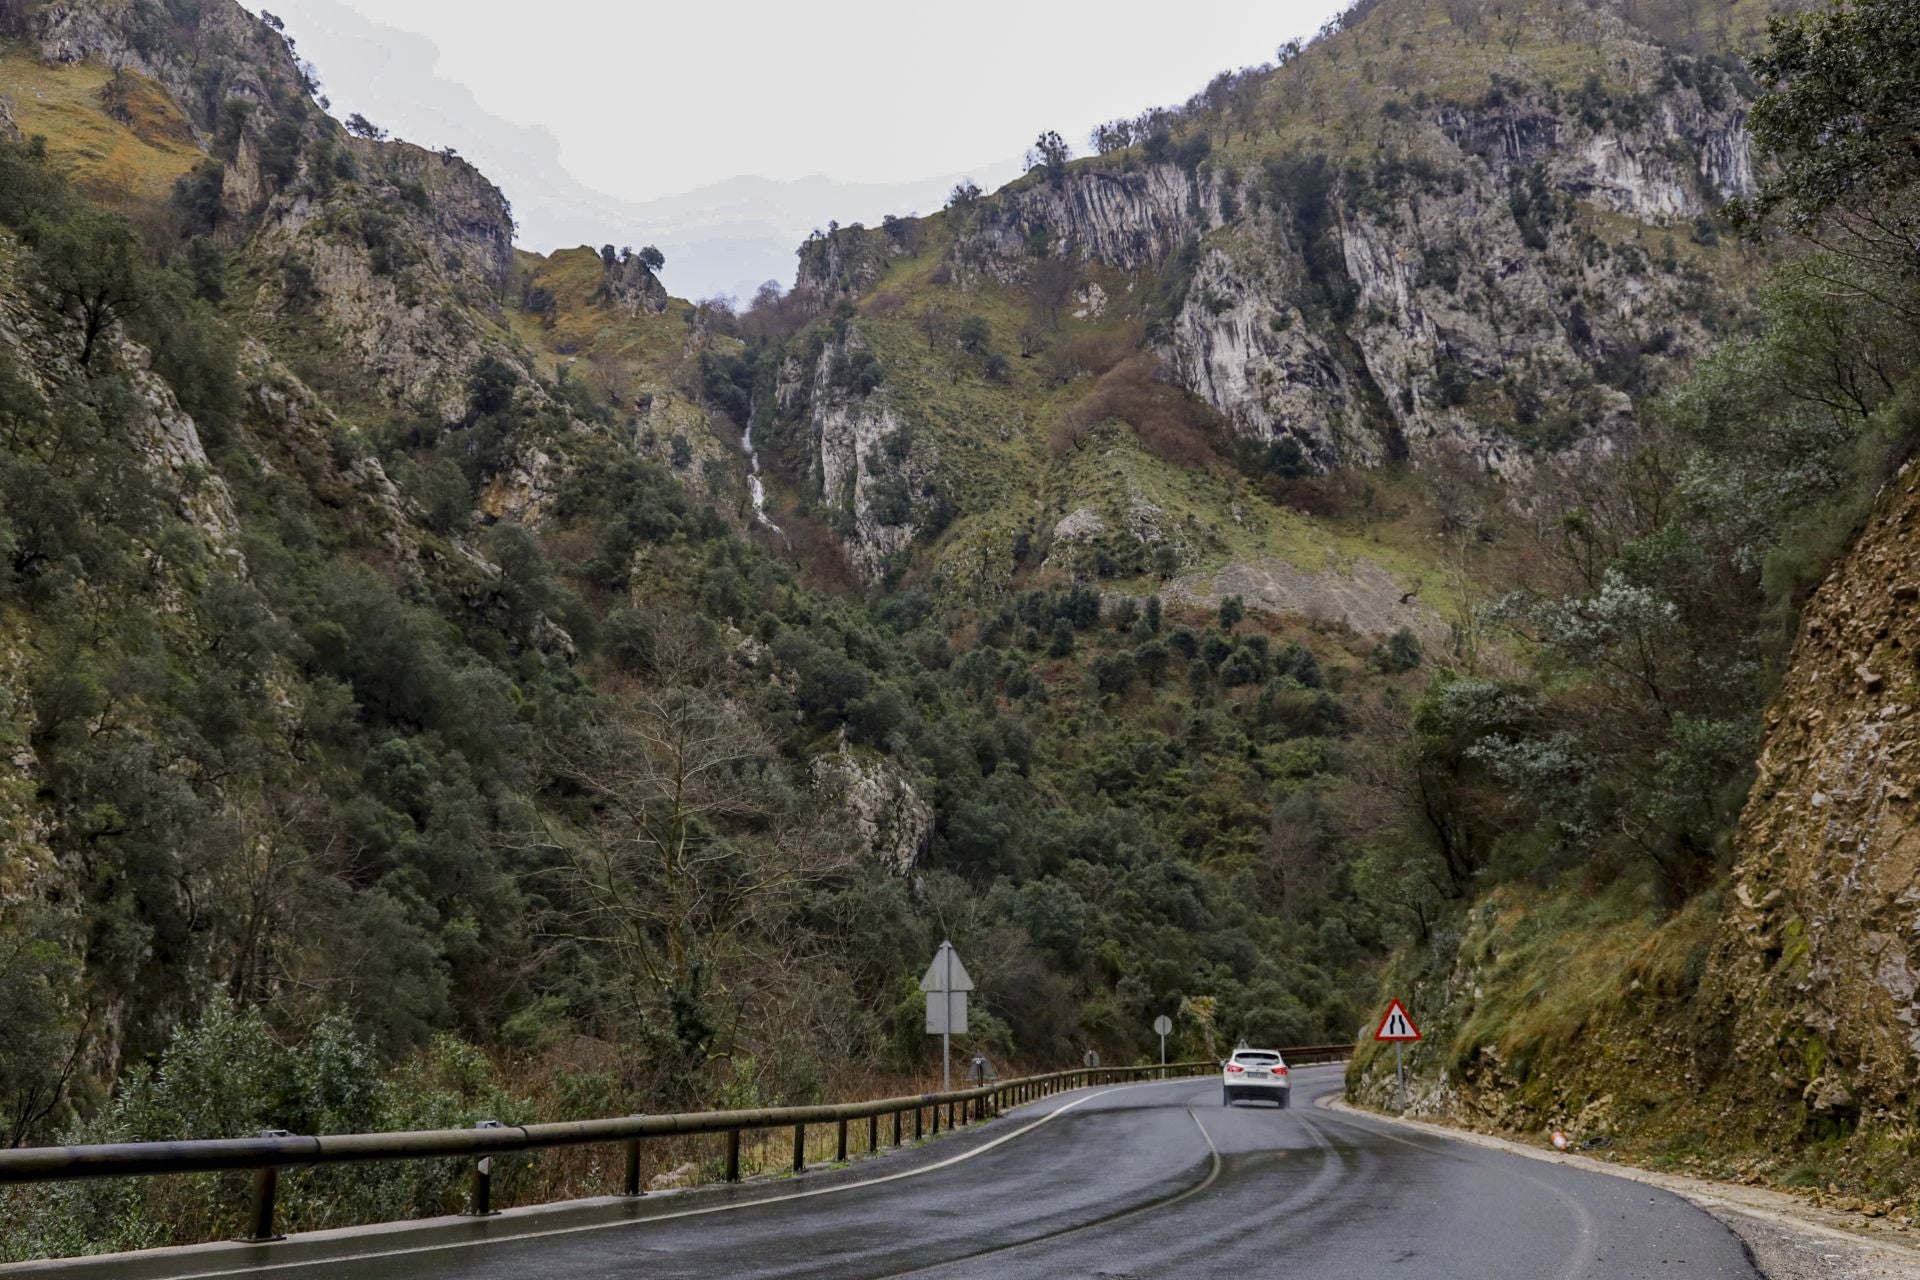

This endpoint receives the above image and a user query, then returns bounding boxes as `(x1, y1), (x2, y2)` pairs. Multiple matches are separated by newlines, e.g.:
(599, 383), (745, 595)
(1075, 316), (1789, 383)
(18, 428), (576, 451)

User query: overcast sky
(262, 0), (1350, 297)
(269, 0), (1349, 199)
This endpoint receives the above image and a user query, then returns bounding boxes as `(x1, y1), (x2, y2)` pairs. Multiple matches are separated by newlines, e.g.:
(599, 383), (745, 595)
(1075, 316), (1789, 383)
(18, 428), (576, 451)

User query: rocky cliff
(834, 10), (1749, 477)
(4, 0), (624, 516)
(1708, 465), (1920, 1124)
(760, 0), (1764, 588)
(776, 329), (939, 575)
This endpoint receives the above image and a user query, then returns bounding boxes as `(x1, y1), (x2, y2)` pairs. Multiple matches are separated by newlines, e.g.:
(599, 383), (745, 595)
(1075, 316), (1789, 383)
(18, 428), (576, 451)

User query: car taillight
(1276, 1066), (1289, 1075)
(1226, 1064), (1244, 1073)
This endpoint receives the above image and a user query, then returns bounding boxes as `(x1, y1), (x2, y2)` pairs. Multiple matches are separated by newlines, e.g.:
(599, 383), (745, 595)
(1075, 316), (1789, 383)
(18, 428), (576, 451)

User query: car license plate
(1248, 1069), (1270, 1078)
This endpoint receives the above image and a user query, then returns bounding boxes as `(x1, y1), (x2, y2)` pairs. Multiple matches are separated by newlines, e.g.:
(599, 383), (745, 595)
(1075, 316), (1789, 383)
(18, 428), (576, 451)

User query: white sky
(269, 0), (1351, 201)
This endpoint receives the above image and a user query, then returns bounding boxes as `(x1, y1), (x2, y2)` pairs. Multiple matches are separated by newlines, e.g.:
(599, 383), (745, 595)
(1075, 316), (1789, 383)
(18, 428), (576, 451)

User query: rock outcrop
(601, 253), (669, 317)
(811, 741), (931, 874)
(955, 164), (1223, 280)
(248, 137), (520, 423)
(1707, 466), (1920, 1118)
(930, 30), (1751, 476)
(780, 329), (937, 575)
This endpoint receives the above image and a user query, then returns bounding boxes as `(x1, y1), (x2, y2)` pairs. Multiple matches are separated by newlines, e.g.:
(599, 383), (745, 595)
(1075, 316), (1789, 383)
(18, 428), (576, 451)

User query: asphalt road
(292, 1066), (1760, 1279)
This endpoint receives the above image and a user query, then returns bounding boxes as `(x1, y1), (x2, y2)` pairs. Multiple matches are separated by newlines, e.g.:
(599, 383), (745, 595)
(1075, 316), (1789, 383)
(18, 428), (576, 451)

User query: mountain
(263, 0), (1023, 303)
(3, 0), (1918, 1257)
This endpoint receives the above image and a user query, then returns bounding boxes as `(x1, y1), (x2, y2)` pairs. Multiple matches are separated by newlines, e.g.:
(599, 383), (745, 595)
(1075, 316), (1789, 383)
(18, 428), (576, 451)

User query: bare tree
(1051, 405), (1095, 454)
(538, 679), (849, 1018)
(918, 301), (955, 351)
(225, 785), (327, 1006)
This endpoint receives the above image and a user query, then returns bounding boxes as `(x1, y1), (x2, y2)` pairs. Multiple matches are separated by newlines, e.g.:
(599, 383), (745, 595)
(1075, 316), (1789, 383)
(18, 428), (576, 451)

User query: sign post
(920, 942), (974, 1092)
(1152, 1015), (1172, 1071)
(1373, 999), (1422, 1113)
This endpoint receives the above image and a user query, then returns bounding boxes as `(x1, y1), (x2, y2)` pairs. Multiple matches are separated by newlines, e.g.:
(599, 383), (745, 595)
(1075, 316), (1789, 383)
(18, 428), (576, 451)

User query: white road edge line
(164, 1077), (1207, 1279)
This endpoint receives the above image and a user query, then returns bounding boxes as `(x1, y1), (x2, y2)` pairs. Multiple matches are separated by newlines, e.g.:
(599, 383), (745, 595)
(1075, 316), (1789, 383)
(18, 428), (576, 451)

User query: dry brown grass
(1, 54), (202, 207)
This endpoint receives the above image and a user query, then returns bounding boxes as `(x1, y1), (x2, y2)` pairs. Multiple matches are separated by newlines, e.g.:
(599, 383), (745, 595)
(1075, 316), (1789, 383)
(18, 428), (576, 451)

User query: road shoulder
(1321, 1095), (1920, 1280)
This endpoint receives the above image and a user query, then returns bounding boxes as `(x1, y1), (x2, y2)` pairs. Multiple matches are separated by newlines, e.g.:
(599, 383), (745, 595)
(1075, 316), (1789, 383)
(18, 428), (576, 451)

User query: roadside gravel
(1729, 1213), (1919, 1280)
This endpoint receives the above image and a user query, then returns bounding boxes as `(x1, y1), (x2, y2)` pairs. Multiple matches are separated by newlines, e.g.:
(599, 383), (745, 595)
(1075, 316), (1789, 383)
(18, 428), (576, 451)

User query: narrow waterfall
(741, 396), (783, 535)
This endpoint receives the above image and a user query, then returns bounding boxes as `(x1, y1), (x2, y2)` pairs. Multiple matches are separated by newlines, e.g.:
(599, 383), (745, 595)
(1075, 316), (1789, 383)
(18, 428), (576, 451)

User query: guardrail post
(467, 1120), (504, 1217)
(836, 1118), (848, 1162)
(930, 1102), (939, 1135)
(893, 1110), (903, 1146)
(915, 1106), (924, 1141)
(869, 1113), (879, 1153)
(792, 1123), (805, 1173)
(726, 1129), (741, 1182)
(622, 1113), (645, 1196)
(239, 1130), (291, 1243)
(244, 1166), (281, 1242)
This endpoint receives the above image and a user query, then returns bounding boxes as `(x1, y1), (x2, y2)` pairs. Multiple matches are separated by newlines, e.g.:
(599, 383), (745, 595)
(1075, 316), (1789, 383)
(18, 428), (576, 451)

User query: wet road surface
(273, 1066), (1759, 1279)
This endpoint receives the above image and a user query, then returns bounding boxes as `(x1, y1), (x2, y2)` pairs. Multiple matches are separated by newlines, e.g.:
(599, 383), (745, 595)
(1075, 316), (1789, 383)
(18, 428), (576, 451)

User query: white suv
(1222, 1048), (1291, 1108)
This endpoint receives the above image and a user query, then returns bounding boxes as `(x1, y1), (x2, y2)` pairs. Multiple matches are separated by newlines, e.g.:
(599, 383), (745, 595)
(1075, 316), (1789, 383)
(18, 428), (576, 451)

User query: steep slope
(1334, 0), (1920, 1209)
(0, 9), (1425, 1248)
(1, 0), (750, 524)
(1709, 466), (1920, 1137)
(724, 0), (1768, 650)
(1342, 456), (1920, 1203)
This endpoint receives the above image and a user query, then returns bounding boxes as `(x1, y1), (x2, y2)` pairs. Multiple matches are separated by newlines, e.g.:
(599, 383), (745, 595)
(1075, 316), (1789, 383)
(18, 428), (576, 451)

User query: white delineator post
(942, 942), (953, 1092)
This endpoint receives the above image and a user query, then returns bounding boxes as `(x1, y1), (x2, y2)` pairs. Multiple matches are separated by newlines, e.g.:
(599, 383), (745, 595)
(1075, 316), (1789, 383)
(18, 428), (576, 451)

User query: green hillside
(5, 0), (1919, 1257)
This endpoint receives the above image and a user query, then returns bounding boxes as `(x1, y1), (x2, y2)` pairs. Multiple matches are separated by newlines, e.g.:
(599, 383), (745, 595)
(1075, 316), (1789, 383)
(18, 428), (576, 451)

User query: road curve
(275, 1067), (1759, 1279)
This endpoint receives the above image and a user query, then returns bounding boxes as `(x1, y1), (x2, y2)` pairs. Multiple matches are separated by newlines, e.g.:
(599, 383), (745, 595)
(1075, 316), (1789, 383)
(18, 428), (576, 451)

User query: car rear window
(1233, 1052), (1280, 1063)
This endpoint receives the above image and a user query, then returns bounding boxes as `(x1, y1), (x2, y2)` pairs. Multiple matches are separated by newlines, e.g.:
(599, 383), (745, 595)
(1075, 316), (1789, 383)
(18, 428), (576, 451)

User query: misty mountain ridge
(267, 0), (1022, 300)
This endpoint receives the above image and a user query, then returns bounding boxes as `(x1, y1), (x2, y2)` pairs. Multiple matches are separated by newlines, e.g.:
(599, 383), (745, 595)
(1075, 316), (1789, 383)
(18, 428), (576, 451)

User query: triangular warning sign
(1374, 999), (1422, 1042)
(919, 942), (974, 992)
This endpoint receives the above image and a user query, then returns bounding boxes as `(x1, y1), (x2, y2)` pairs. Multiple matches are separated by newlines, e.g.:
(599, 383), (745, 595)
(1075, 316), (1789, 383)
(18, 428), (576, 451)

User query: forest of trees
(0, 115), (1398, 1257)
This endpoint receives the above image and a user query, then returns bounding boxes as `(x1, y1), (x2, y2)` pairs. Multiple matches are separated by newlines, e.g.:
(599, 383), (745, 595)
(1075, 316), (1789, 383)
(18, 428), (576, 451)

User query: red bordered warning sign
(1374, 999), (1422, 1042)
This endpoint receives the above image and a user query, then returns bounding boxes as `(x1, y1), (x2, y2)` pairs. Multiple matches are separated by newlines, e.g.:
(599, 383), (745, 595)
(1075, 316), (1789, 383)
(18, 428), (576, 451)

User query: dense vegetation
(1350, 0), (1920, 1169)
(0, 84), (1408, 1256)
(5, 0), (1918, 1256)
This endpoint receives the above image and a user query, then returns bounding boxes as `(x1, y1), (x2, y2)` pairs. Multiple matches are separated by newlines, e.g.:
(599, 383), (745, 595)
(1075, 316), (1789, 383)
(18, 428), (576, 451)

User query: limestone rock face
(1167, 242), (1378, 469)
(795, 225), (893, 301)
(932, 35), (1750, 476)
(602, 255), (669, 317)
(249, 138), (519, 424)
(957, 164), (1220, 280)
(811, 742), (930, 874)
(1706, 468), (1920, 1115)
(782, 330), (937, 577)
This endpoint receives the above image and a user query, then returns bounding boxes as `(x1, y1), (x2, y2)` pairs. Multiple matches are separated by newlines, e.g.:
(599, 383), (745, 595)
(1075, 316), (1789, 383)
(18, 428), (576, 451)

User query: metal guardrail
(0, 1046), (1353, 1244)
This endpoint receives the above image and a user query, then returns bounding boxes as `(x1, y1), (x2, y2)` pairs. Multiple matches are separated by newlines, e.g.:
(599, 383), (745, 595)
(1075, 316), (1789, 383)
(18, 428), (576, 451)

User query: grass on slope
(0, 50), (201, 204)
(812, 220), (1465, 616)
